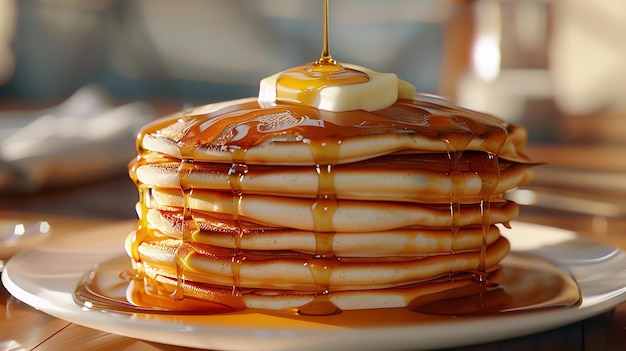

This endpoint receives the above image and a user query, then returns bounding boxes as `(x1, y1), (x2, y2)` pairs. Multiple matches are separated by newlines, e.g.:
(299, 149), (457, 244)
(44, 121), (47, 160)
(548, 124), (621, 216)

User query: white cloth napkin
(0, 84), (154, 192)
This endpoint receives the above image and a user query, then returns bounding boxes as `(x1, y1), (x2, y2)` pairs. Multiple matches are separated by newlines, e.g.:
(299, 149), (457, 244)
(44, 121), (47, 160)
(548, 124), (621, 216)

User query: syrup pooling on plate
(73, 252), (581, 315)
(74, 255), (244, 314)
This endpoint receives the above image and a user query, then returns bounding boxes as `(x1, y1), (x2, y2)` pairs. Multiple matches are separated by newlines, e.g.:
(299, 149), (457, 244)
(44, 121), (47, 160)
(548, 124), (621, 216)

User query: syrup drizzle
(299, 138), (342, 315)
(127, 158), (148, 269)
(74, 252), (581, 316)
(171, 159), (198, 300)
(228, 149), (248, 298)
(73, 0), (580, 319)
(117, 98), (537, 316)
(296, 0), (344, 315)
(275, 0), (369, 106)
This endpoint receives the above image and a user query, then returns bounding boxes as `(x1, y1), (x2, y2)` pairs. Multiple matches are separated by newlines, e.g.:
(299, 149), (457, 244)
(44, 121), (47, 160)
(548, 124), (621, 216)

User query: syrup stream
(319, 0), (332, 65)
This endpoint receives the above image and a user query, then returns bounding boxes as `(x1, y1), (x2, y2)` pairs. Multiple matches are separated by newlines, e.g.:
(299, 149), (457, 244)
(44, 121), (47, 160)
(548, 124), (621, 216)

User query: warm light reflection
(9, 221), (50, 236)
(39, 221), (51, 233)
(13, 223), (25, 236)
(472, 0), (501, 82)
(506, 188), (536, 206)
(472, 37), (500, 81)
(0, 340), (23, 351)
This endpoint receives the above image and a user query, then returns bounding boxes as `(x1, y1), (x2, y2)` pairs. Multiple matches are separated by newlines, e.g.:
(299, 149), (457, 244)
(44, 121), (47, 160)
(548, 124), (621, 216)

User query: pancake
(126, 61), (533, 313)
(144, 208), (503, 257)
(136, 262), (504, 311)
(131, 235), (509, 290)
(147, 189), (518, 232)
(139, 97), (530, 165)
(133, 152), (533, 203)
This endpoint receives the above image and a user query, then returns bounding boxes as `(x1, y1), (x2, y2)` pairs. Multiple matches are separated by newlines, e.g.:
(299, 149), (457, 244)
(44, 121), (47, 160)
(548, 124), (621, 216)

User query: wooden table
(2, 145), (626, 350)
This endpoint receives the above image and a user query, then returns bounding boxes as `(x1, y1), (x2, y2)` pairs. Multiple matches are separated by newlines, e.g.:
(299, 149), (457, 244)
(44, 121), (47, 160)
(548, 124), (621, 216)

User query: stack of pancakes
(127, 95), (533, 313)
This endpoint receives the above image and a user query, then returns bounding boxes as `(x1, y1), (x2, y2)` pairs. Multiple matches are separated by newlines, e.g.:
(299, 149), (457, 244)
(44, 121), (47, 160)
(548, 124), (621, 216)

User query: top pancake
(136, 96), (531, 165)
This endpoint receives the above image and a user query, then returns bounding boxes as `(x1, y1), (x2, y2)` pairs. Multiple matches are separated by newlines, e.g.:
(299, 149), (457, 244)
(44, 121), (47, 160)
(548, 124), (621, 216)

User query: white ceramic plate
(3, 221), (626, 351)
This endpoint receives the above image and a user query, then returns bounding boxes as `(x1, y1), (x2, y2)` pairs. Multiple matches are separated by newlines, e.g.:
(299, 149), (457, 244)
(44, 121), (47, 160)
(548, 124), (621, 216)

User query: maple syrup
(73, 251), (580, 316)
(74, 0), (581, 319)
(74, 255), (242, 314)
(275, 0), (369, 107)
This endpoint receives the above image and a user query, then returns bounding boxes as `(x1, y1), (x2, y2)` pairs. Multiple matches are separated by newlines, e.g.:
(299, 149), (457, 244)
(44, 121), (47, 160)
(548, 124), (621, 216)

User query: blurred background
(0, 0), (625, 219)
(0, 0), (451, 102)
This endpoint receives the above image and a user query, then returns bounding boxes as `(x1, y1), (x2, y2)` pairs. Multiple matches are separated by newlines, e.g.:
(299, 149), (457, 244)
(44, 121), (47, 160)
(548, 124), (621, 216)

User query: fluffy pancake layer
(146, 190), (518, 232)
(127, 95), (532, 312)
(134, 152), (533, 203)
(144, 208), (503, 257)
(132, 235), (509, 290)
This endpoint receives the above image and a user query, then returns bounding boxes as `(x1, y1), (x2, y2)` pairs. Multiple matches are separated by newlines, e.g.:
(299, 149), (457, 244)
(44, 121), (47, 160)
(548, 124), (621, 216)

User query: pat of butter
(258, 63), (416, 112)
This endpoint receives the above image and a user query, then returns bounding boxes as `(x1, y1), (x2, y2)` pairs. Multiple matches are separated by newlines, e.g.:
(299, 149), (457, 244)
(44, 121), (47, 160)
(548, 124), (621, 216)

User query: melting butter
(258, 63), (416, 112)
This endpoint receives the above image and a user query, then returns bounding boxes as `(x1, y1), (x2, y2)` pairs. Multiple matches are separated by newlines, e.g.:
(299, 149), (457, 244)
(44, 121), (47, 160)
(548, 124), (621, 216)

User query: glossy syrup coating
(135, 94), (530, 166)
(123, 11), (531, 313)
(70, 1), (574, 318)
(125, 85), (532, 315)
